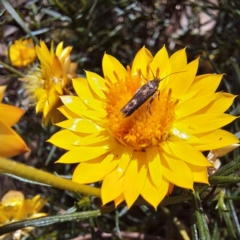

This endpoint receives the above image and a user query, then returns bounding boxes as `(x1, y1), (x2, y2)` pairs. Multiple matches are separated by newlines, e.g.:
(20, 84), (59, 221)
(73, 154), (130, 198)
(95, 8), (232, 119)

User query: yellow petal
(0, 213), (9, 224)
(52, 56), (63, 78)
(55, 42), (63, 57)
(0, 120), (29, 157)
(59, 46), (73, 63)
(114, 194), (125, 207)
(189, 164), (209, 184)
(60, 95), (87, 113)
(170, 57), (199, 97)
(15, 199), (32, 220)
(69, 62), (78, 76)
(151, 45), (170, 78)
(56, 146), (110, 163)
(81, 97), (105, 112)
(146, 147), (162, 189)
(47, 129), (84, 150)
(131, 47), (153, 77)
(157, 177), (170, 201)
(0, 86), (7, 102)
(197, 92), (236, 114)
(71, 132), (110, 146)
(177, 92), (236, 118)
(189, 74), (223, 96)
(192, 73), (212, 82)
(141, 175), (169, 210)
(43, 91), (60, 118)
(123, 153), (140, 208)
(194, 129), (239, 150)
(176, 93), (217, 119)
(34, 88), (46, 101)
(169, 48), (187, 71)
(171, 128), (204, 145)
(177, 114), (238, 134)
(49, 130), (111, 149)
(102, 53), (127, 84)
(162, 165), (193, 190)
(48, 108), (63, 125)
(58, 105), (80, 119)
(73, 78), (96, 99)
(36, 41), (51, 67)
(136, 151), (148, 194)
(162, 140), (211, 166)
(62, 56), (71, 73)
(85, 71), (106, 100)
(160, 151), (194, 189)
(102, 171), (124, 205)
(178, 88), (200, 103)
(90, 149), (121, 181)
(117, 146), (133, 177)
(56, 118), (103, 133)
(32, 194), (48, 212)
(74, 108), (106, 121)
(73, 159), (103, 183)
(141, 173), (160, 209)
(0, 104), (24, 127)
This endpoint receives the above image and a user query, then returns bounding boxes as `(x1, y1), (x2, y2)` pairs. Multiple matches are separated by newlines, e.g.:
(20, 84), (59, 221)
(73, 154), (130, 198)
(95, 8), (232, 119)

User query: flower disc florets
(105, 66), (178, 151)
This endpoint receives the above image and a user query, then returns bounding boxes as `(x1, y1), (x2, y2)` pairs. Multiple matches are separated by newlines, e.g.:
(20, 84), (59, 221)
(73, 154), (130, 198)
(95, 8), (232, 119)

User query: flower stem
(0, 157), (101, 197)
(213, 156), (240, 176)
(0, 60), (25, 78)
(192, 191), (211, 240)
(209, 176), (240, 185)
(0, 209), (101, 235)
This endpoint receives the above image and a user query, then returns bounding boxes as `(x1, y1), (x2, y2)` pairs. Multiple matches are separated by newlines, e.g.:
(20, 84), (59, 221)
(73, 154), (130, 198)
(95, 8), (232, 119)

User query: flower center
(105, 66), (178, 151)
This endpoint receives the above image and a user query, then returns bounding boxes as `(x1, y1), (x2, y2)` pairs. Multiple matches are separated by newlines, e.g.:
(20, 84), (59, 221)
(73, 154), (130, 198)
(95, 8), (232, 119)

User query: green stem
(213, 157), (240, 176)
(209, 176), (240, 185)
(0, 209), (101, 235)
(160, 194), (192, 206)
(0, 157), (101, 197)
(192, 191), (211, 240)
(190, 200), (199, 240)
(0, 60), (25, 77)
(45, 145), (57, 166)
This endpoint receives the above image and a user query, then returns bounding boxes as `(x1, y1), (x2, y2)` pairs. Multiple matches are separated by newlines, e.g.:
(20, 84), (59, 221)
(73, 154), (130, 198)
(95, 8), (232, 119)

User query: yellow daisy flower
(22, 40), (78, 125)
(0, 86), (29, 158)
(8, 38), (36, 67)
(0, 190), (48, 240)
(48, 46), (239, 209)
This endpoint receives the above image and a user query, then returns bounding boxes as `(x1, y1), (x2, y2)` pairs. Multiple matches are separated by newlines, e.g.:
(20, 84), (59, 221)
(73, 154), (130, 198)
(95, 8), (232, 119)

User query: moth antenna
(148, 64), (155, 79)
(140, 70), (148, 82)
(159, 70), (187, 82)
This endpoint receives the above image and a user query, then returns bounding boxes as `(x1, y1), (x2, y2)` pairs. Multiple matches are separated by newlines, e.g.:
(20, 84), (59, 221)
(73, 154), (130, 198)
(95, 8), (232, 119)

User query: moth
(120, 71), (184, 117)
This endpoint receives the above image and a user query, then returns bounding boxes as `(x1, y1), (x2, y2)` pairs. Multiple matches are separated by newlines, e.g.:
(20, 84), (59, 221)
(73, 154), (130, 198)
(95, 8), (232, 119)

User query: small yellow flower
(8, 38), (36, 67)
(48, 46), (239, 209)
(0, 190), (48, 240)
(22, 40), (78, 125)
(0, 86), (29, 157)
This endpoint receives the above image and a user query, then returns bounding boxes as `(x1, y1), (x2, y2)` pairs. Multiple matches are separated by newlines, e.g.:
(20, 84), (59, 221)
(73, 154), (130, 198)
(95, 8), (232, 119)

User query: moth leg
(157, 90), (160, 100)
(147, 93), (157, 114)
